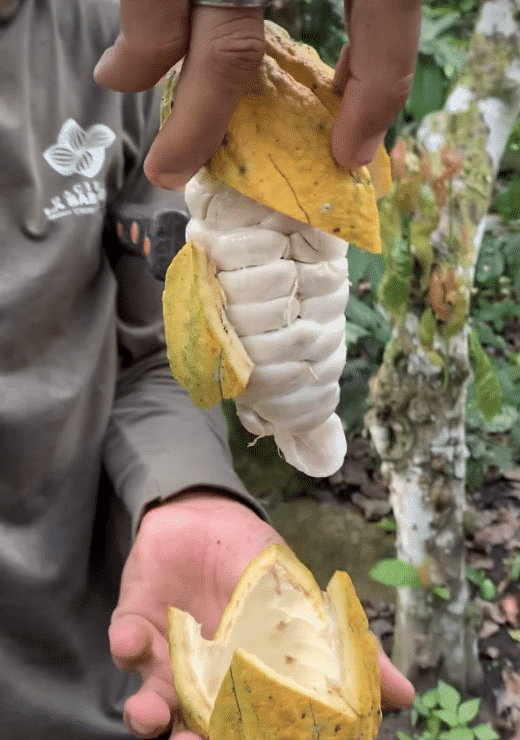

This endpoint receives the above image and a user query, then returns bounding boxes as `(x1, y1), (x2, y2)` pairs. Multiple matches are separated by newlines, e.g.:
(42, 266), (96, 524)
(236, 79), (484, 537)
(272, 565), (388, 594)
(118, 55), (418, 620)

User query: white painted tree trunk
(365, 0), (520, 688)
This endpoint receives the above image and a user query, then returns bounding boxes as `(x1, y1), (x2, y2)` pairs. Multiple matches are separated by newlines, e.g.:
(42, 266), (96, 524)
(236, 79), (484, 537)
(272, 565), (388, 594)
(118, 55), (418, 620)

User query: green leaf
(474, 322), (507, 351)
(475, 242), (506, 284)
(484, 441), (516, 472)
(369, 558), (423, 587)
(431, 38), (467, 75)
(344, 321), (369, 345)
(427, 714), (443, 738)
(468, 330), (503, 421)
(426, 349), (445, 368)
(420, 12), (458, 45)
(458, 698), (481, 724)
(435, 709), (460, 727)
(437, 681), (461, 711)
(345, 295), (391, 343)
(397, 733), (415, 740)
(418, 8), (468, 74)
(419, 308), (437, 351)
(379, 273), (409, 317)
(494, 179), (520, 222)
(511, 553), (520, 580)
(473, 724), (500, 740)
(475, 373), (504, 422)
(508, 629), (520, 642)
(414, 694), (431, 717)
(407, 55), (449, 121)
(468, 329), (492, 383)
(391, 236), (414, 279)
(444, 728), (475, 740)
(346, 244), (385, 290)
(467, 566), (497, 600)
(374, 517), (397, 533)
(421, 687), (440, 710)
(431, 585), (451, 600)
(466, 566), (486, 586)
(479, 578), (497, 601)
(466, 456), (484, 490)
(480, 405), (518, 434)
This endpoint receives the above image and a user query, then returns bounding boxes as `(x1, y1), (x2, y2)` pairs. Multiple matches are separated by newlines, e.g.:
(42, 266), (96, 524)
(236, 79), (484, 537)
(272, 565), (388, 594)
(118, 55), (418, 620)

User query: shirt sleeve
(101, 87), (267, 536)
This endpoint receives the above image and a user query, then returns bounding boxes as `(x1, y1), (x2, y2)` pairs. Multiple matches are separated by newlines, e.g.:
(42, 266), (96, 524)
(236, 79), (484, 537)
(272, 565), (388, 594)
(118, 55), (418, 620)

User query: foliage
(398, 680), (499, 740)
(369, 558), (423, 588)
(466, 220), (520, 487)
(294, 0), (347, 66)
(494, 176), (520, 222)
(369, 555), (503, 603)
(511, 553), (520, 581)
(226, 0), (520, 499)
(266, 0), (347, 65)
(337, 246), (390, 433)
(334, 217), (520, 489)
(386, 0), (478, 148)
(466, 566), (498, 601)
(369, 558), (451, 601)
(467, 330), (503, 422)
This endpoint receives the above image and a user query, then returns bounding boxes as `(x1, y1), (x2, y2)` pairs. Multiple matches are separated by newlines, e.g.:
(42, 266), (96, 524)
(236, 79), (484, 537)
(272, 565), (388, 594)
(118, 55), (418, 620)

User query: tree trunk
(365, 0), (520, 689)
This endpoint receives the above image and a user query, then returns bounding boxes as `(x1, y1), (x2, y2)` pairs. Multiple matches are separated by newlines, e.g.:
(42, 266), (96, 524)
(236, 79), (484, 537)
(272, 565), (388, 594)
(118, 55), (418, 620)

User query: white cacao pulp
(184, 170), (350, 477)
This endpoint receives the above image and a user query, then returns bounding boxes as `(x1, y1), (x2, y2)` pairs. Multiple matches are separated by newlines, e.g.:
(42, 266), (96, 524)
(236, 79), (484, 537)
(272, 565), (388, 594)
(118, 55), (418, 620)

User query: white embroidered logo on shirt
(43, 118), (116, 178)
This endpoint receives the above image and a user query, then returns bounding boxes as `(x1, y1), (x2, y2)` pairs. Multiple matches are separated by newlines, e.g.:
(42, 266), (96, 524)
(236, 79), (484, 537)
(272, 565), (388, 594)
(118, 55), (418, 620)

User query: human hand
(94, 3), (266, 190)
(330, 0), (422, 167)
(109, 492), (283, 738)
(94, 1), (422, 187)
(109, 492), (414, 739)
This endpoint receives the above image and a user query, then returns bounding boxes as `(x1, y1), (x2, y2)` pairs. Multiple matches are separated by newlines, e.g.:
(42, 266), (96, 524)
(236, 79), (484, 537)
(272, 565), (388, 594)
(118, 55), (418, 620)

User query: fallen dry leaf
(501, 594), (519, 628)
(483, 645), (500, 660)
(504, 468), (520, 483)
(479, 618), (501, 640)
(474, 515), (520, 552)
(496, 665), (520, 740)
(475, 598), (508, 624)
(467, 553), (495, 570)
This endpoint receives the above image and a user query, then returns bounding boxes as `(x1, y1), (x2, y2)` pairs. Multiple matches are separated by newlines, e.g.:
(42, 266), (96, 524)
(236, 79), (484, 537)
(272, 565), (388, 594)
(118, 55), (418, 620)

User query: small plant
(466, 566), (497, 602)
(397, 680), (499, 740)
(510, 553), (520, 581)
(369, 558), (451, 601)
(374, 516), (397, 533)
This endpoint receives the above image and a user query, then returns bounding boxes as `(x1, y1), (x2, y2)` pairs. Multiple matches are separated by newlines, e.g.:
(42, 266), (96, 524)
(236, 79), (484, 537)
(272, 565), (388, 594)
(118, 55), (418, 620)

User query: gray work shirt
(0, 1), (263, 737)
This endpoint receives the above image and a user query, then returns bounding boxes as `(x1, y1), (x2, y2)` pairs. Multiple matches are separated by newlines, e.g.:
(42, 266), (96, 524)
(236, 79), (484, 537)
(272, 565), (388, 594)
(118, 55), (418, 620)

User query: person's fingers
(378, 644), (415, 710)
(109, 613), (153, 671)
(331, 0), (422, 167)
(94, 0), (191, 92)
(144, 6), (265, 190)
(124, 684), (175, 737)
(170, 733), (203, 740)
(110, 614), (178, 737)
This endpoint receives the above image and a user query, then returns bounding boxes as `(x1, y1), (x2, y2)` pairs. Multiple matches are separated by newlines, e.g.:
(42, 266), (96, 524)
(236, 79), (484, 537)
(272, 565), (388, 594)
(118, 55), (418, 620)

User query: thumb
(144, 6), (265, 190)
(378, 644), (415, 710)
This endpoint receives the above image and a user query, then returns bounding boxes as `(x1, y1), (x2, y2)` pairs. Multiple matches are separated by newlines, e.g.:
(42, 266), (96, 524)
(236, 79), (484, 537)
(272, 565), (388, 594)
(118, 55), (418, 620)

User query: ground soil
(322, 454), (520, 740)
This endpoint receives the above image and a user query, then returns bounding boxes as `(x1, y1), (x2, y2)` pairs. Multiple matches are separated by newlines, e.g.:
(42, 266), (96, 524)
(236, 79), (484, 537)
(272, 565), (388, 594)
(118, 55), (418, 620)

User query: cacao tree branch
(365, 0), (520, 688)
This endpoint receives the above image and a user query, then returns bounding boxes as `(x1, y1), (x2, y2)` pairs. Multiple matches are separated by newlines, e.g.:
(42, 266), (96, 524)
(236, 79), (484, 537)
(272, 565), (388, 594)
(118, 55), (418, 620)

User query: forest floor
(321, 439), (520, 740)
